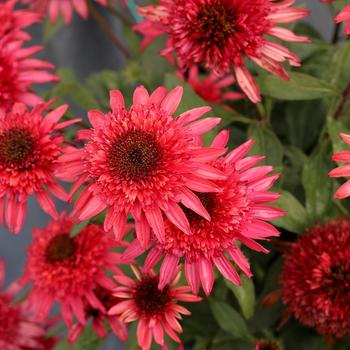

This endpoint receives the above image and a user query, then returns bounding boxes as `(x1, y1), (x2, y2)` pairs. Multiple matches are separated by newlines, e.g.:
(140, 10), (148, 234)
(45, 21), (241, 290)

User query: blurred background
(0, 0), (335, 348)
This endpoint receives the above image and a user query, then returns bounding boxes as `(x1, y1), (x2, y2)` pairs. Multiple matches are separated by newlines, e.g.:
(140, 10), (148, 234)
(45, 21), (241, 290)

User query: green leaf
(124, 322), (138, 350)
(328, 119), (350, 162)
(272, 191), (308, 234)
(224, 275), (255, 319)
(209, 300), (253, 343)
(302, 142), (334, 226)
(54, 327), (103, 350)
(248, 125), (283, 167)
(258, 72), (340, 100)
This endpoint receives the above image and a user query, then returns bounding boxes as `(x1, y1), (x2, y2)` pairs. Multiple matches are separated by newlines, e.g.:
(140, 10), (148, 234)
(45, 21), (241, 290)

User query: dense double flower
(280, 218), (350, 338)
(58, 85), (226, 246)
(123, 132), (284, 295)
(134, 0), (309, 102)
(0, 102), (78, 233)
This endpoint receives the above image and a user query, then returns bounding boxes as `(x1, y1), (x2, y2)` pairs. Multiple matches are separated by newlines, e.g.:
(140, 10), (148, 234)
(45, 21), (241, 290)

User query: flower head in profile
(123, 131), (284, 295)
(322, 0), (350, 35)
(0, 102), (79, 234)
(134, 0), (310, 102)
(25, 213), (125, 327)
(0, 259), (57, 350)
(58, 85), (226, 247)
(21, 0), (113, 24)
(68, 286), (128, 344)
(0, 39), (58, 110)
(109, 265), (201, 350)
(329, 133), (350, 199)
(178, 66), (245, 106)
(280, 218), (350, 338)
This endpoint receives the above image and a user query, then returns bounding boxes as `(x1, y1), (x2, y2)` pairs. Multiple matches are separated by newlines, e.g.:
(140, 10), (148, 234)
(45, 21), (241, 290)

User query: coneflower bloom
(322, 0), (350, 35)
(0, 39), (58, 110)
(329, 133), (350, 199)
(134, 0), (310, 103)
(0, 102), (79, 234)
(58, 85), (226, 247)
(280, 218), (350, 338)
(178, 66), (245, 106)
(109, 266), (201, 350)
(0, 0), (40, 41)
(255, 339), (283, 350)
(0, 259), (57, 350)
(68, 286), (128, 344)
(25, 213), (126, 328)
(21, 0), (113, 24)
(123, 131), (284, 295)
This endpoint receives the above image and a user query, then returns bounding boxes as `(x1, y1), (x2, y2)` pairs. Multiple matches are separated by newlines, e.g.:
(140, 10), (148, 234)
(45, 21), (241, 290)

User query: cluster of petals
(21, 0), (114, 24)
(123, 132), (284, 295)
(322, 0), (350, 35)
(255, 339), (283, 350)
(58, 85), (226, 247)
(329, 133), (350, 199)
(134, 0), (310, 103)
(0, 259), (57, 350)
(178, 65), (245, 107)
(0, 102), (79, 234)
(109, 265), (201, 350)
(280, 218), (350, 338)
(24, 213), (127, 332)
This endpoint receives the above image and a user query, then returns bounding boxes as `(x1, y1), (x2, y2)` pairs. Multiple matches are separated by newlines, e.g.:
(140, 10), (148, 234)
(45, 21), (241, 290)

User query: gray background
(0, 1), (334, 348)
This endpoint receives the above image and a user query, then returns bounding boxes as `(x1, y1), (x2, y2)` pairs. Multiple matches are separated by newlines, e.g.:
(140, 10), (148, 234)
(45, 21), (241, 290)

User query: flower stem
(334, 81), (350, 119)
(106, 3), (133, 26)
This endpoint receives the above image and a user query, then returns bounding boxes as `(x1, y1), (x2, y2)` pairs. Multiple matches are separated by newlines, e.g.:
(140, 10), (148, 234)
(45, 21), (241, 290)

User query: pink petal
(161, 86), (183, 115)
(159, 255), (180, 289)
(199, 257), (214, 296)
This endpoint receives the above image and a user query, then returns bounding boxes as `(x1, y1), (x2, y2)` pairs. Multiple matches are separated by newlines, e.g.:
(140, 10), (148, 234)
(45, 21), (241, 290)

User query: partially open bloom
(109, 266), (201, 350)
(21, 0), (113, 24)
(178, 66), (245, 106)
(134, 0), (310, 102)
(58, 85), (226, 247)
(0, 259), (57, 350)
(123, 132), (284, 295)
(0, 0), (40, 41)
(255, 339), (283, 350)
(280, 218), (350, 338)
(68, 286), (128, 344)
(329, 133), (350, 199)
(0, 102), (79, 234)
(322, 0), (350, 35)
(25, 213), (126, 328)
(0, 39), (58, 110)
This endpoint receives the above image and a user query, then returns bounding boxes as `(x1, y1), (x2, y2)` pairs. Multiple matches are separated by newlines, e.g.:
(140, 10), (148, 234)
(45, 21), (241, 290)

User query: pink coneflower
(68, 286), (128, 344)
(25, 213), (126, 329)
(0, 0), (40, 41)
(0, 259), (57, 350)
(134, 0), (310, 103)
(322, 0), (350, 35)
(21, 0), (112, 24)
(58, 85), (226, 247)
(0, 102), (79, 234)
(329, 133), (350, 199)
(0, 39), (58, 110)
(123, 131), (284, 295)
(109, 266), (201, 350)
(178, 66), (245, 106)
(280, 218), (350, 338)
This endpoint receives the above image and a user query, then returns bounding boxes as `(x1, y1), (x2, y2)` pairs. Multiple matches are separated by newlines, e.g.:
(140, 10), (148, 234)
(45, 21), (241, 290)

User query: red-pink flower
(24, 213), (126, 329)
(123, 131), (284, 295)
(21, 0), (112, 24)
(0, 39), (58, 110)
(109, 266), (201, 350)
(178, 66), (245, 106)
(280, 218), (350, 338)
(329, 133), (350, 199)
(58, 85), (226, 247)
(322, 0), (350, 35)
(255, 339), (283, 350)
(0, 102), (79, 234)
(134, 0), (310, 103)
(0, 259), (57, 350)
(68, 286), (128, 344)
(0, 0), (40, 41)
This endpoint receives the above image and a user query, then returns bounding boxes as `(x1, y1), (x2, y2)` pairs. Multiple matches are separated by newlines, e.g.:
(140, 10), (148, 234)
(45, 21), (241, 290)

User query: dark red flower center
(0, 295), (20, 342)
(133, 276), (171, 316)
(0, 128), (35, 169)
(183, 192), (216, 225)
(195, 2), (236, 47)
(45, 234), (77, 263)
(255, 340), (283, 350)
(324, 263), (350, 298)
(109, 130), (163, 179)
